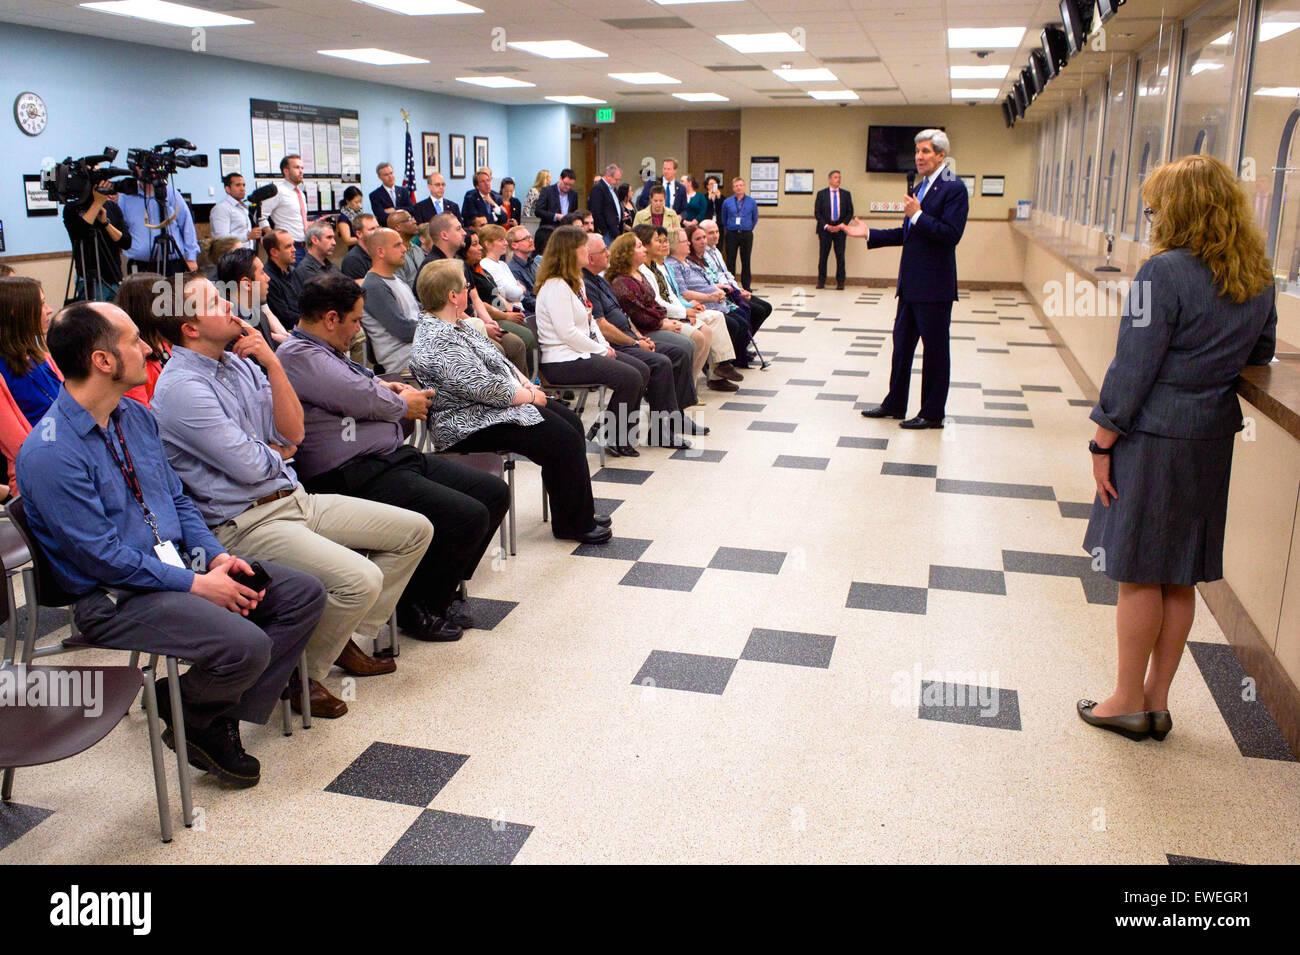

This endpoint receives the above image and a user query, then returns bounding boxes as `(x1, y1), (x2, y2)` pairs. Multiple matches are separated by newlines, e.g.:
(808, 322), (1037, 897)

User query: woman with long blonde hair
(522, 169), (550, 219)
(1078, 154), (1277, 743)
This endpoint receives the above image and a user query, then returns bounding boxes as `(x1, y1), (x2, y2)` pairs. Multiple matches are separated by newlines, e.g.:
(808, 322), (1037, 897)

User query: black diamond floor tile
(947, 415), (1034, 428)
(748, 421), (798, 432)
(632, 649), (736, 695)
(816, 393), (858, 401)
(740, 628), (836, 669)
(773, 455), (830, 470)
(837, 436), (889, 450)
(381, 809), (533, 865)
(786, 378), (826, 386)
(1188, 642), (1297, 761)
(846, 581), (928, 615)
(619, 561), (706, 592)
(882, 462), (937, 478)
(832, 369), (871, 377)
(928, 565), (1008, 595)
(592, 467), (654, 485)
(463, 597), (519, 631)
(719, 402), (766, 412)
(326, 742), (469, 807)
(936, 478), (1055, 501)
(669, 447), (727, 462)
(571, 536), (653, 561)
(770, 356), (806, 363)
(735, 388), (779, 397)
(918, 682), (1022, 731)
(0, 802), (53, 851)
(1057, 501), (1093, 519)
(708, 546), (786, 574)
(592, 497), (624, 514)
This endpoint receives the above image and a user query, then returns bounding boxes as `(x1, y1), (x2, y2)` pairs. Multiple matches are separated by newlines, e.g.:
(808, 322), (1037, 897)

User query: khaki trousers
(689, 308), (734, 365)
(213, 487), (433, 681)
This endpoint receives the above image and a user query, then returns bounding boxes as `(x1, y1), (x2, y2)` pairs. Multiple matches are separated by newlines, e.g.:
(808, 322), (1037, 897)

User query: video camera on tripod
(118, 139), (209, 204)
(41, 147), (134, 205)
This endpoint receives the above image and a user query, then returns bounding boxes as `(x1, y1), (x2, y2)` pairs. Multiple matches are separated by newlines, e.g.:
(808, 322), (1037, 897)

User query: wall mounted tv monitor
(1042, 25), (1070, 77)
(1098, 0), (1126, 23)
(1029, 49), (1049, 92)
(1003, 99), (1016, 127)
(1013, 79), (1029, 112)
(866, 125), (945, 173)
(1060, 0), (1096, 55)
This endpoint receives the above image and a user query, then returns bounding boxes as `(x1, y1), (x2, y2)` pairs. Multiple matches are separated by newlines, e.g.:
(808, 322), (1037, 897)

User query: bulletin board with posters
(249, 98), (361, 212)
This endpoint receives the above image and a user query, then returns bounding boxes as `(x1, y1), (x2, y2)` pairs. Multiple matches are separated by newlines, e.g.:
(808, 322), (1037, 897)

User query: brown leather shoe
(334, 638), (396, 676)
(289, 678), (348, 719)
(706, 378), (739, 392)
(716, 362), (744, 382)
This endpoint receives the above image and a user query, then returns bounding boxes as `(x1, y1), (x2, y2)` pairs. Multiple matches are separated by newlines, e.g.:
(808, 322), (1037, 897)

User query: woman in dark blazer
(410, 258), (612, 545)
(1078, 155), (1277, 742)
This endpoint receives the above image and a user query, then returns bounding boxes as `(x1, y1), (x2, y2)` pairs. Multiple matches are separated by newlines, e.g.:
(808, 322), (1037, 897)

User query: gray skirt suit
(1083, 249), (1276, 585)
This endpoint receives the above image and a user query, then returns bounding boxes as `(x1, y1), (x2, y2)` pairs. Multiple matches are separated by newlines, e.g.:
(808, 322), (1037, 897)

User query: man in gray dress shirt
(150, 273), (434, 718)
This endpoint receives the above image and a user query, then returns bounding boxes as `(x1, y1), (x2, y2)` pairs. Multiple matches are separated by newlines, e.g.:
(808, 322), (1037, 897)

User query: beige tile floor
(3, 286), (1298, 864)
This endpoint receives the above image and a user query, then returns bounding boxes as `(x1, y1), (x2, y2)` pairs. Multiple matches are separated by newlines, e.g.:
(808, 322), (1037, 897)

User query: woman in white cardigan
(535, 225), (647, 457)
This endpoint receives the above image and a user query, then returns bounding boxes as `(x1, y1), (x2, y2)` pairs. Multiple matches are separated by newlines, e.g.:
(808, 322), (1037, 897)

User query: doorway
(688, 128), (740, 190)
(571, 125), (599, 197)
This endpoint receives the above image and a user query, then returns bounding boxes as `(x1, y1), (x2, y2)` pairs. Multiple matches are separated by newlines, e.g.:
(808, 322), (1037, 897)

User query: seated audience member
(508, 227), (538, 289)
(291, 223), (337, 299)
(499, 177), (522, 227)
(617, 183), (636, 234)
(463, 230), (535, 363)
(17, 301), (326, 788)
(462, 169), (509, 227)
(262, 229), (301, 329)
(384, 210), (425, 286)
(209, 174), (262, 250)
(479, 225), (530, 310)
(681, 175), (707, 229)
(341, 213), (379, 280)
(415, 172), (460, 225)
(151, 272), (434, 716)
(113, 272), (173, 405)
(669, 227), (752, 375)
(606, 233), (735, 393)
(0, 277), (60, 428)
(633, 185), (682, 237)
(200, 236), (242, 280)
(0, 277), (61, 490)
(583, 234), (703, 439)
(361, 227), (422, 373)
(217, 248), (290, 348)
(682, 224), (765, 366)
(534, 226), (646, 456)
(559, 211), (586, 230)
(369, 162), (416, 227)
(699, 218), (773, 338)
(634, 224), (731, 387)
(410, 260), (611, 545)
(335, 186), (366, 248)
(279, 273), (509, 635)
(414, 214), (528, 372)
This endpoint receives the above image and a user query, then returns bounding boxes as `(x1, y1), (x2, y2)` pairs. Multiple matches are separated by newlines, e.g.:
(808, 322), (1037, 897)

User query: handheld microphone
(906, 171), (916, 196)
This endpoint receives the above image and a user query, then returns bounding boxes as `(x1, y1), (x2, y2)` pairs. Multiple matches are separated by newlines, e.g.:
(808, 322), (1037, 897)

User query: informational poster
(249, 99), (361, 198)
(783, 169), (813, 195)
(302, 179), (319, 213)
(339, 116), (361, 176)
(326, 125), (342, 175)
(299, 124), (316, 175)
(749, 155), (779, 206)
(317, 179), (333, 213)
(313, 122), (330, 174)
(219, 149), (242, 179)
(251, 117), (271, 174)
(267, 118), (285, 170)
(283, 119), (300, 160)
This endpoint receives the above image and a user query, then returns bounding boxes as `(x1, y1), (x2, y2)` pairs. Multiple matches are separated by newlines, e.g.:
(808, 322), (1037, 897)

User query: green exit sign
(595, 108), (616, 123)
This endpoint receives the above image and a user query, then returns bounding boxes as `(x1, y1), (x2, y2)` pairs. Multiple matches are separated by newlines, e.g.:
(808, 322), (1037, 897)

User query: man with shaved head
(362, 227), (423, 373)
(16, 301), (325, 787)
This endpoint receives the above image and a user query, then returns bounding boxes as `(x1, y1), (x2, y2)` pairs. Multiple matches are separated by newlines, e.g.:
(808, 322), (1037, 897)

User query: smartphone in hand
(232, 560), (272, 592)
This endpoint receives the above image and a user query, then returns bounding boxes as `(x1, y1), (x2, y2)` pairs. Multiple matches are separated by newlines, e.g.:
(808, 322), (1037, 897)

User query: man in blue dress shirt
(16, 301), (325, 787)
(720, 178), (759, 290)
(118, 177), (200, 277)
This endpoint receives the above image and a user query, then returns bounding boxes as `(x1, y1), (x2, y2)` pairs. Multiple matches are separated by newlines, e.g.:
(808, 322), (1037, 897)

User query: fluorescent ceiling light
(951, 88), (999, 98)
(1256, 86), (1300, 97)
(319, 48), (428, 65)
(609, 72), (681, 85)
(456, 75), (536, 88)
(545, 95), (607, 104)
(716, 32), (804, 54)
(80, 0), (252, 27)
(950, 65), (1009, 79)
(947, 27), (1025, 49)
(673, 92), (730, 102)
(508, 40), (607, 58)
(808, 89), (859, 101)
(353, 0), (481, 13)
(1261, 22), (1300, 41)
(773, 68), (838, 83)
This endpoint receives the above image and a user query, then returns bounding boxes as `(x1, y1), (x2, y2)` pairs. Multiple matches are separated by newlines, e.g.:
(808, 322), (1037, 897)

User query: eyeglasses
(1142, 207), (1155, 221)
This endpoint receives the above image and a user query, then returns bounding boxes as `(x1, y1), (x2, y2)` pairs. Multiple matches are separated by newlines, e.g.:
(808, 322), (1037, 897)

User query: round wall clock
(14, 91), (47, 136)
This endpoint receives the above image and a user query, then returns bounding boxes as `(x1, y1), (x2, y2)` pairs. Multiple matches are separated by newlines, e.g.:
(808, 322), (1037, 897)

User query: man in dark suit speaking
(369, 162), (416, 227)
(814, 170), (854, 290)
(845, 129), (967, 430)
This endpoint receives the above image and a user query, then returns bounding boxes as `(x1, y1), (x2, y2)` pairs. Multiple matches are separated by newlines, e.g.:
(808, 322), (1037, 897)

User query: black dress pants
(540, 354), (644, 447)
(817, 231), (847, 287)
(449, 402), (596, 539)
(879, 298), (953, 422)
(305, 447), (510, 614)
(613, 343), (686, 441)
(724, 229), (754, 289)
(72, 561), (325, 729)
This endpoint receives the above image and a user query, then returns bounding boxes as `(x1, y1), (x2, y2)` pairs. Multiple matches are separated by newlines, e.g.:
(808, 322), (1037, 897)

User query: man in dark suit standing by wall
(369, 162), (416, 227)
(814, 170), (854, 290)
(414, 172), (460, 225)
(534, 168), (580, 255)
(845, 130), (967, 430)
(589, 163), (624, 245)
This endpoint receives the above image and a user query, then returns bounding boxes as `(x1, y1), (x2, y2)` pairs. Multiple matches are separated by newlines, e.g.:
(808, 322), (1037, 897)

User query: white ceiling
(0, 0), (1197, 111)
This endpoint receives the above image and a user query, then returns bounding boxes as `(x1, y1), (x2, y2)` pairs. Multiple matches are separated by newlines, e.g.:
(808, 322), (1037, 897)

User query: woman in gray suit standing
(1078, 155), (1277, 742)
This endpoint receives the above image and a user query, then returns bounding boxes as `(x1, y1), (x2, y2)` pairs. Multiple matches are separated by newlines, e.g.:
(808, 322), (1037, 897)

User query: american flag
(403, 124), (417, 194)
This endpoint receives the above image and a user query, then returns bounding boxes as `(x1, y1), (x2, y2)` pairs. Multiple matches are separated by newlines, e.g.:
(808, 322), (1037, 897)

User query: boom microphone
(247, 183), (279, 205)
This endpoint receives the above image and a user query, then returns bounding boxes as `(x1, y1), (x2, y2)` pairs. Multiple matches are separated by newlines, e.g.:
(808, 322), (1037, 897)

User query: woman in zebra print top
(410, 259), (613, 545)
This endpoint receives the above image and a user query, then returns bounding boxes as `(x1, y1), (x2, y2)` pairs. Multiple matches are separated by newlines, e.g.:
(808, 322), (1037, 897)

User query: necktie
(435, 199), (442, 214)
(915, 177), (929, 203)
(831, 189), (838, 221)
(666, 182), (673, 207)
(296, 186), (308, 236)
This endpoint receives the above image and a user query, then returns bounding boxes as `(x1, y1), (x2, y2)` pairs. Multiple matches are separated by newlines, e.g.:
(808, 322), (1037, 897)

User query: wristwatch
(1088, 439), (1113, 455)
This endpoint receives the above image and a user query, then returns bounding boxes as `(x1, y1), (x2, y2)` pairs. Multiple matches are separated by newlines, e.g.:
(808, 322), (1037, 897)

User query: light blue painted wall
(0, 23), (569, 257)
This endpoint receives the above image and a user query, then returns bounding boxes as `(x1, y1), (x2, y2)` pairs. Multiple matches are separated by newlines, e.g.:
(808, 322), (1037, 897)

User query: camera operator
(209, 172), (264, 251)
(119, 162), (200, 277)
(62, 186), (131, 302)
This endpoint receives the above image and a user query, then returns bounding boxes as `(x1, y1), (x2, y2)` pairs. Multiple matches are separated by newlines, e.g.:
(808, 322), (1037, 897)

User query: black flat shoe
(1149, 710), (1172, 741)
(615, 445), (639, 458)
(1077, 700), (1150, 741)
(861, 406), (903, 419)
(603, 443), (623, 457)
(563, 525), (612, 545)
(593, 513), (612, 527)
(682, 417), (709, 436)
(900, 416), (944, 430)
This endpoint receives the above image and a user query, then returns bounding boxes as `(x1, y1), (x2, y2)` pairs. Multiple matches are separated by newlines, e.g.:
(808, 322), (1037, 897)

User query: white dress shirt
(910, 166), (945, 225)
(209, 194), (255, 248)
(258, 179), (308, 242)
(535, 277), (608, 363)
(481, 256), (526, 304)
